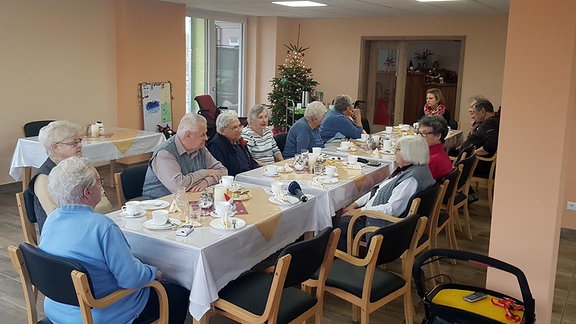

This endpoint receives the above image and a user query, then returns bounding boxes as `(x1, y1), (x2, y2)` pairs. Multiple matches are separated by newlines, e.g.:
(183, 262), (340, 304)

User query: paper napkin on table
(168, 199), (181, 213)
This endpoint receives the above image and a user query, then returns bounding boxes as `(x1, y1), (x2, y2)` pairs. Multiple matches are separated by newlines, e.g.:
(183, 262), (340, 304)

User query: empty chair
(273, 132), (288, 154)
(8, 243), (169, 324)
(114, 164), (149, 206)
(23, 120), (55, 137)
(305, 213), (427, 324)
(16, 191), (39, 246)
(214, 227), (340, 324)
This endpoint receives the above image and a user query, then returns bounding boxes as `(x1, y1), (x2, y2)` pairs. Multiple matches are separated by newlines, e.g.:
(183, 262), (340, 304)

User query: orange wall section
(115, 0), (186, 130)
(487, 0), (576, 321)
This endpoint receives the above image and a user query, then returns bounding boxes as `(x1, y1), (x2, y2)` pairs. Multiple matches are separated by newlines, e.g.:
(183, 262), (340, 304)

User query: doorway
(360, 38), (464, 133)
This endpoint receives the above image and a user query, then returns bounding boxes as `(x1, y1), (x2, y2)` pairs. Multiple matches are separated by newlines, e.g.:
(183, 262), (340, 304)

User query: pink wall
(487, 0), (576, 321)
(115, 0), (186, 130)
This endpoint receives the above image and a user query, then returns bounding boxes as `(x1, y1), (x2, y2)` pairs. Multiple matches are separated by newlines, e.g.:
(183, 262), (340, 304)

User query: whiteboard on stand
(139, 81), (173, 132)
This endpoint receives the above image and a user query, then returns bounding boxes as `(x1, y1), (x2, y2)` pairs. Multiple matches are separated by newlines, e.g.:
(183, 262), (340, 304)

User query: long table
(10, 127), (165, 189)
(107, 184), (320, 322)
(235, 158), (391, 221)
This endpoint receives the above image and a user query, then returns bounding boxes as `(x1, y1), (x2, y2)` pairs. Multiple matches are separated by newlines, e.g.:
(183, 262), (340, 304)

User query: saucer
(120, 210), (146, 218)
(143, 218), (180, 230)
(268, 195), (299, 205)
(337, 147), (357, 152)
(210, 211), (236, 218)
(322, 172), (339, 178)
(140, 200), (170, 210)
(210, 217), (246, 230)
(263, 172), (280, 177)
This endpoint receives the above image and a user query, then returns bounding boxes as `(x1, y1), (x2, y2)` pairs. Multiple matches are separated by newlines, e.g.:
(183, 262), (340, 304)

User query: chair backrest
(455, 144), (475, 165)
(440, 166), (462, 205)
(401, 184), (437, 218)
(16, 192), (38, 246)
(277, 227), (335, 288)
(17, 243), (91, 306)
(115, 164), (148, 205)
(411, 184), (439, 219)
(273, 132), (288, 154)
(372, 213), (424, 265)
(456, 154), (477, 191)
(23, 120), (54, 137)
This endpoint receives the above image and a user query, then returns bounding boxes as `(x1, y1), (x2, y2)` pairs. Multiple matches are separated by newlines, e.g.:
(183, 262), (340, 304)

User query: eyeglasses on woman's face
(56, 138), (83, 147)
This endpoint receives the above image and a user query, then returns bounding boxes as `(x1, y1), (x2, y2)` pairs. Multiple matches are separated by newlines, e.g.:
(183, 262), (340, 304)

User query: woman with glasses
(208, 110), (258, 176)
(337, 135), (435, 250)
(33, 120), (112, 232)
(417, 115), (452, 181)
(241, 104), (283, 165)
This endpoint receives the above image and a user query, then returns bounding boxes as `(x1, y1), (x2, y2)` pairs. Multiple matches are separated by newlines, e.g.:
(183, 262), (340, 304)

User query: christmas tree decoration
(267, 26), (318, 131)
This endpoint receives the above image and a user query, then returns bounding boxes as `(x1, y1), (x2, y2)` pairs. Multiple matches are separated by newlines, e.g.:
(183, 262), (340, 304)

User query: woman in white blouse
(241, 104), (283, 165)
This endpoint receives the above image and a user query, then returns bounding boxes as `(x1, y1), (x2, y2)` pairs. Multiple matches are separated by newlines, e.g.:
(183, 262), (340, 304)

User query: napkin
(273, 192), (291, 203)
(168, 199), (181, 213)
(311, 177), (326, 189)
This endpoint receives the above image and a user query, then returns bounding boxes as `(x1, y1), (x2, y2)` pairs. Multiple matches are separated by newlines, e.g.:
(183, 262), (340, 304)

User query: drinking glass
(198, 189), (213, 216)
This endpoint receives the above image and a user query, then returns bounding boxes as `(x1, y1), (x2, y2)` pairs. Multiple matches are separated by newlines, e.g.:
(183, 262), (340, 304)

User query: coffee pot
(301, 90), (310, 108)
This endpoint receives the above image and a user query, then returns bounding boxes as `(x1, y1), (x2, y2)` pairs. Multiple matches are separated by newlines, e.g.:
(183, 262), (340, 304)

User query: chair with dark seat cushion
(273, 132), (288, 154)
(23, 120), (55, 137)
(447, 154), (477, 240)
(470, 153), (497, 212)
(8, 243), (168, 324)
(114, 164), (148, 206)
(305, 213), (427, 324)
(214, 227), (340, 324)
(194, 94), (228, 141)
(437, 166), (462, 250)
(452, 143), (475, 166)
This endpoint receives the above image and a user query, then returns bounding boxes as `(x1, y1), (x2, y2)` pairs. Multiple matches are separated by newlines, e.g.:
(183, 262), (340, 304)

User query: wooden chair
(437, 166), (463, 250)
(450, 143), (475, 166)
(8, 243), (169, 324)
(450, 154), (477, 240)
(305, 213), (427, 324)
(414, 183), (447, 255)
(470, 153), (497, 212)
(214, 227), (340, 324)
(114, 164), (148, 206)
(16, 191), (39, 246)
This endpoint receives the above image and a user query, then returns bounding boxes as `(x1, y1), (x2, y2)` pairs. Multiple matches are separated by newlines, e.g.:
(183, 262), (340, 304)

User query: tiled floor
(0, 168), (574, 323)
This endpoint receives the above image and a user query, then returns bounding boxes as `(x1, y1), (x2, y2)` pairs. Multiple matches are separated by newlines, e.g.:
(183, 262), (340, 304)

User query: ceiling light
(417, 0), (460, 2)
(272, 1), (327, 8)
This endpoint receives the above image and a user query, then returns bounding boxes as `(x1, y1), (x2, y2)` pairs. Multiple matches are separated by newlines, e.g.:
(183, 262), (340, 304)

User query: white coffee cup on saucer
(348, 155), (358, 164)
(383, 139), (393, 151)
(213, 184), (226, 202)
(122, 201), (142, 215)
(152, 210), (169, 225)
(402, 124), (410, 131)
(340, 141), (351, 150)
(220, 175), (234, 187)
(214, 201), (230, 217)
(271, 181), (283, 195)
(266, 165), (278, 175)
(385, 126), (393, 133)
(325, 165), (337, 178)
(312, 147), (322, 155)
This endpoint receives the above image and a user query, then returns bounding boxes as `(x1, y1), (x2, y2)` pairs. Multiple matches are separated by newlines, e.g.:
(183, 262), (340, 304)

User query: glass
(189, 202), (200, 224)
(175, 187), (189, 222)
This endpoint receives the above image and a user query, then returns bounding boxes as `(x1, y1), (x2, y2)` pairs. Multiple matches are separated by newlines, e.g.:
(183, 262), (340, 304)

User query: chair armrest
(335, 233), (384, 267)
(475, 155), (496, 162)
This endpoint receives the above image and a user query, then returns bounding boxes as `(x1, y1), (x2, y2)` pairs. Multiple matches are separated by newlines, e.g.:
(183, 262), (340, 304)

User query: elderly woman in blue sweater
(337, 135), (435, 250)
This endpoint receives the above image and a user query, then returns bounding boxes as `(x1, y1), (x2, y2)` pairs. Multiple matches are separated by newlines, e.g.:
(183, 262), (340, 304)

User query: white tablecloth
(235, 162), (390, 224)
(9, 128), (165, 180)
(107, 187), (319, 321)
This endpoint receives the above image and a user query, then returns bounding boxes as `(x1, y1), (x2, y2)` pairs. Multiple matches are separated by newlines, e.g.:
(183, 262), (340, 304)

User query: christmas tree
(268, 32), (318, 131)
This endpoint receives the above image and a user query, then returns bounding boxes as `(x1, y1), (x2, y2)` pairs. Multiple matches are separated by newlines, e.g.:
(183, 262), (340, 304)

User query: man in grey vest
(143, 113), (227, 200)
(337, 135), (435, 251)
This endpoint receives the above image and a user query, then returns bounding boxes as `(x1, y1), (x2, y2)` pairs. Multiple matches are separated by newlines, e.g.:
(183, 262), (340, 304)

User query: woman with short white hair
(32, 120), (112, 232)
(283, 101), (327, 158)
(338, 135), (435, 250)
(208, 110), (258, 176)
(241, 104), (283, 165)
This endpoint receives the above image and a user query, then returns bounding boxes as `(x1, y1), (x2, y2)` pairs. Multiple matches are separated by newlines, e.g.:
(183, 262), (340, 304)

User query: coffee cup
(271, 181), (283, 195)
(413, 122), (419, 129)
(402, 124), (410, 131)
(340, 141), (351, 150)
(220, 175), (234, 187)
(383, 139), (393, 151)
(265, 165), (278, 175)
(312, 147), (322, 155)
(347, 155), (358, 164)
(214, 201), (230, 217)
(385, 126), (393, 133)
(152, 210), (169, 225)
(213, 184), (226, 202)
(325, 165), (337, 178)
(122, 201), (142, 215)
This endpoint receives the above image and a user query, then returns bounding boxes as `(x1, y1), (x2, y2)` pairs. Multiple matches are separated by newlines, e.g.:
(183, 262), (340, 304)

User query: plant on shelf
(385, 57), (396, 71)
(268, 26), (318, 131)
(414, 49), (434, 70)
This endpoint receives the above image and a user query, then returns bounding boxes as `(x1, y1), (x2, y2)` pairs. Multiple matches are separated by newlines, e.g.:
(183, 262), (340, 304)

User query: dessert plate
(143, 218), (181, 230)
(268, 195), (299, 205)
(140, 200), (170, 210)
(210, 217), (246, 230)
(120, 210), (146, 218)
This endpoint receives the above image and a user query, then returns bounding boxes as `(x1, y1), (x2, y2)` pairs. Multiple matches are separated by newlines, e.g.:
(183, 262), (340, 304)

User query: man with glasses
(208, 110), (258, 176)
(143, 113), (227, 199)
(417, 115), (452, 181)
(33, 120), (113, 232)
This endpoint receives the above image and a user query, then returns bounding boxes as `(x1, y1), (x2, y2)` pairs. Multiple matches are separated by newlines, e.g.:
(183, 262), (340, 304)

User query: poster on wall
(139, 81), (172, 132)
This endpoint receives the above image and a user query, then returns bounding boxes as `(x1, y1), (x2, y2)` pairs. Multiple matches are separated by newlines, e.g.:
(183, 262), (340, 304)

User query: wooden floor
(0, 167), (575, 323)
